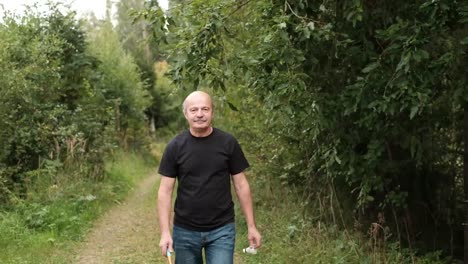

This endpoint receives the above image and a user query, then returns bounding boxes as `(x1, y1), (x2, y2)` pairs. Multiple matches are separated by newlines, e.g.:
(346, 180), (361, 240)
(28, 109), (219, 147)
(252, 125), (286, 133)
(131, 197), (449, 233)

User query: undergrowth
(234, 169), (453, 264)
(0, 150), (155, 264)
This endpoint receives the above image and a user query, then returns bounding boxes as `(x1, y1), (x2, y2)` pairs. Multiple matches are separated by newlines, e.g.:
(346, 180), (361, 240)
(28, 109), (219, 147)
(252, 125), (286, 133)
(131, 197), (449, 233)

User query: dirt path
(73, 172), (244, 264)
(74, 173), (164, 264)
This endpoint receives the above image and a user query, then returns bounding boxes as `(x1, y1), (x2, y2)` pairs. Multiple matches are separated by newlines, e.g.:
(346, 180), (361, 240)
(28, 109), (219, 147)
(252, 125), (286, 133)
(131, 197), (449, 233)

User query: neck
(190, 126), (213, 137)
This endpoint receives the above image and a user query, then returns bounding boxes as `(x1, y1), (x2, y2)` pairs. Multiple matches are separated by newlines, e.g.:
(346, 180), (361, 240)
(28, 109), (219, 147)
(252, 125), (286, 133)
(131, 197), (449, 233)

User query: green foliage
(144, 0), (468, 260)
(86, 19), (150, 138)
(234, 169), (452, 264)
(0, 2), (160, 263)
(152, 62), (188, 137)
(0, 150), (154, 263)
(116, 0), (159, 77)
(115, 0), (178, 135)
(0, 3), (151, 203)
(0, 6), (101, 202)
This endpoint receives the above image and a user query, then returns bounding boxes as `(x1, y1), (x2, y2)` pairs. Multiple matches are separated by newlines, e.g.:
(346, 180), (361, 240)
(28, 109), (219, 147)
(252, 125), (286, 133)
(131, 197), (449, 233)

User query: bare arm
(232, 172), (262, 248)
(158, 175), (176, 256)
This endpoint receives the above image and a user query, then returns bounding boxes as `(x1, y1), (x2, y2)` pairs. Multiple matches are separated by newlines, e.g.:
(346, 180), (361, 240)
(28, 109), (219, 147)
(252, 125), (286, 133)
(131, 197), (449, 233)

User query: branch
(227, 0), (254, 18)
(284, 0), (324, 25)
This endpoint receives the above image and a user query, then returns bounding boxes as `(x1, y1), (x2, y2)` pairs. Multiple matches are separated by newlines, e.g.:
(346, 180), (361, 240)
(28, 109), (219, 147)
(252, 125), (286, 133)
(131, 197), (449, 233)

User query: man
(158, 91), (262, 264)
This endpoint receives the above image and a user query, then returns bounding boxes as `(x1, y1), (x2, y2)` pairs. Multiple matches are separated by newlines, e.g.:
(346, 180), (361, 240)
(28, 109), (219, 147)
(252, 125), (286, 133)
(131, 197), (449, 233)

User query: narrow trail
(73, 172), (244, 264)
(74, 173), (164, 264)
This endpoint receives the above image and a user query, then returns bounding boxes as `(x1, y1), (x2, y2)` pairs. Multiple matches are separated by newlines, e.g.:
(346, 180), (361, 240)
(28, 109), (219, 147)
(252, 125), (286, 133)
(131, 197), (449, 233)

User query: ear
(183, 107), (191, 118)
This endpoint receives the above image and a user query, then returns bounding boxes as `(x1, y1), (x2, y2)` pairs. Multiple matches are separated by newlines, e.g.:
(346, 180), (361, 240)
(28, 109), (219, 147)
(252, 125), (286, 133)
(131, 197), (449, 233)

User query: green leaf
(461, 37), (468, 45)
(334, 154), (342, 165)
(396, 53), (410, 73)
(409, 106), (418, 119)
(303, 27), (310, 39)
(193, 77), (200, 90)
(227, 101), (239, 111)
(362, 62), (380, 73)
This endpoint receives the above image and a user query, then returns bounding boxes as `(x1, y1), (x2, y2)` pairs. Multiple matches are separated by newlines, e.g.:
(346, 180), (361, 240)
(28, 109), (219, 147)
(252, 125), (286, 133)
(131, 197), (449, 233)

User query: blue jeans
(173, 223), (235, 264)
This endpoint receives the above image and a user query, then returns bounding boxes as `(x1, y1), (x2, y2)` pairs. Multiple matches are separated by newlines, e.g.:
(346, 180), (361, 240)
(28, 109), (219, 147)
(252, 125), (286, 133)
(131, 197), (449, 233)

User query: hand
(159, 231), (174, 257)
(248, 226), (262, 249)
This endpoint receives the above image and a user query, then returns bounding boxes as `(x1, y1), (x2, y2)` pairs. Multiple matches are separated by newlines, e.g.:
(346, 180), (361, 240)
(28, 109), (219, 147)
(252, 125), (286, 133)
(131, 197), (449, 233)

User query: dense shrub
(0, 5), (149, 203)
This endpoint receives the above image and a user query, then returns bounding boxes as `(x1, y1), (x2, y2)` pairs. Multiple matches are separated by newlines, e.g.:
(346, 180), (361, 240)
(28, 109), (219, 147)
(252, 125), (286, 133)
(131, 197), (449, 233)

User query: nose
(196, 109), (204, 116)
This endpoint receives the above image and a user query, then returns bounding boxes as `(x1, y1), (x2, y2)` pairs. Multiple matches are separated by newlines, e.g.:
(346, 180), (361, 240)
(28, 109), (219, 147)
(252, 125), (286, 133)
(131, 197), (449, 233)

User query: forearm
(235, 179), (257, 228)
(233, 173), (262, 247)
(158, 187), (173, 234)
(157, 176), (175, 255)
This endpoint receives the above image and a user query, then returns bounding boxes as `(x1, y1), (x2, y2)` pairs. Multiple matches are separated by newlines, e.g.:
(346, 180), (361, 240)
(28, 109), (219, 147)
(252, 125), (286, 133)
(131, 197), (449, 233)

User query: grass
(234, 169), (452, 264)
(0, 150), (156, 264)
(0, 142), (455, 264)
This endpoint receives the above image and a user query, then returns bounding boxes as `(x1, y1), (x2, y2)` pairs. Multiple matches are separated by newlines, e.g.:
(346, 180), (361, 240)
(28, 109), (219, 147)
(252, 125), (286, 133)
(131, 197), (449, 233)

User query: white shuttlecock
(242, 246), (257, 254)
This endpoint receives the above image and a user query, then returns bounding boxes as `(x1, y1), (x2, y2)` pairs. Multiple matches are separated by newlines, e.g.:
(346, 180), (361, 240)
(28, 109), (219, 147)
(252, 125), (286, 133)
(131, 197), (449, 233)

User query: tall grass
(0, 150), (155, 264)
(234, 171), (452, 264)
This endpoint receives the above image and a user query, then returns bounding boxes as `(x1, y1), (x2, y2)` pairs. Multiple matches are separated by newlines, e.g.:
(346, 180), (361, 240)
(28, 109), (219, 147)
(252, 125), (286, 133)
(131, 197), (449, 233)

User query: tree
(0, 3), (151, 203)
(116, 0), (177, 135)
(86, 19), (150, 149)
(143, 0), (468, 259)
(0, 5), (108, 200)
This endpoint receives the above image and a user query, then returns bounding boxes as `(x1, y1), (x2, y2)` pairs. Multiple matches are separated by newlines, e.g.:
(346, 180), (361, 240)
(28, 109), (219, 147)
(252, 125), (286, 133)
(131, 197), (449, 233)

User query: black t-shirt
(158, 128), (249, 231)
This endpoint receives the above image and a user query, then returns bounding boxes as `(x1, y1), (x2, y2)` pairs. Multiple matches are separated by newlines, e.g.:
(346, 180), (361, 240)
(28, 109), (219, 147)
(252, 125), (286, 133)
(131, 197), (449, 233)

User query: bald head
(182, 91), (213, 113)
(182, 91), (214, 136)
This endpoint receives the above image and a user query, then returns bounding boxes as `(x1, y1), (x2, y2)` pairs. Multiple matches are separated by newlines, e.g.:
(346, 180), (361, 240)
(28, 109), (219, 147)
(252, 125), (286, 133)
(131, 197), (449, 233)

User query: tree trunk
(464, 103), (468, 264)
(106, 0), (112, 21)
(142, 26), (152, 65)
(150, 115), (156, 134)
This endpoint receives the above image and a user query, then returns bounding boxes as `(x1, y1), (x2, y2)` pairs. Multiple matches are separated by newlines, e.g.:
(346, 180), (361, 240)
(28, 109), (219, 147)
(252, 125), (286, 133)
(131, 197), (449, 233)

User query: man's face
(184, 93), (213, 131)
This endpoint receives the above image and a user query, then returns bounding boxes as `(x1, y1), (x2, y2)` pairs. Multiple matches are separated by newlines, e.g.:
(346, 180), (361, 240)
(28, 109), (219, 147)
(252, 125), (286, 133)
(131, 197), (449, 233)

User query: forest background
(0, 0), (467, 263)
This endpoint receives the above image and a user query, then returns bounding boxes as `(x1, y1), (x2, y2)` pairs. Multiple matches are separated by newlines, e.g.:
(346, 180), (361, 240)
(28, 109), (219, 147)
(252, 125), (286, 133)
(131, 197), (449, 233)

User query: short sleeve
(158, 140), (178, 178)
(228, 139), (249, 175)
